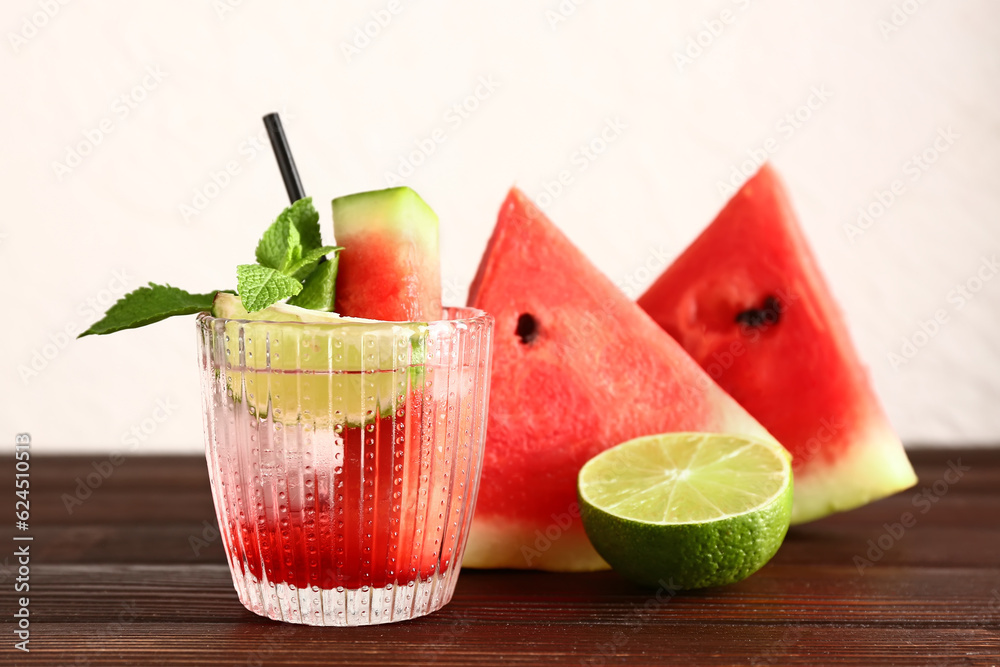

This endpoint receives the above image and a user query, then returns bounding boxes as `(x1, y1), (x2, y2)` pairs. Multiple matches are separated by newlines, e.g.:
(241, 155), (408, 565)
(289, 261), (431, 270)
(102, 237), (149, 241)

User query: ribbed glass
(196, 307), (493, 626)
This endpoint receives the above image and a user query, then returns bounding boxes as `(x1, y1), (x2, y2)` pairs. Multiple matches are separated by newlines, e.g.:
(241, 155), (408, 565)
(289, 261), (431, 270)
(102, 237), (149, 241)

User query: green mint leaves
(79, 197), (343, 337)
(236, 264), (303, 312)
(78, 284), (221, 337)
(246, 198), (342, 311)
(255, 198), (332, 273)
(287, 252), (339, 310)
(257, 196), (323, 264)
(287, 245), (340, 281)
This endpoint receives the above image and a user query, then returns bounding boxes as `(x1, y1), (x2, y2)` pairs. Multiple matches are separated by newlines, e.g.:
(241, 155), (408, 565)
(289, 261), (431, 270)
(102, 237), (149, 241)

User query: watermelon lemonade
(198, 306), (493, 626)
(230, 408), (444, 591)
(75, 113), (495, 625)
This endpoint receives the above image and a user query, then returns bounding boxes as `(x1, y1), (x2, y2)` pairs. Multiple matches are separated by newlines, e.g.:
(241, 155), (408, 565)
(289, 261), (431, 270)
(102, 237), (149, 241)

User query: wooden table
(4, 448), (998, 666)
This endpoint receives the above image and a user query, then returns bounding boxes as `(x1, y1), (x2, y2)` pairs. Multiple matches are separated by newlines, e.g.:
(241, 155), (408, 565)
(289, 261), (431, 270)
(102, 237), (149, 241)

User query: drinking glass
(196, 307), (493, 626)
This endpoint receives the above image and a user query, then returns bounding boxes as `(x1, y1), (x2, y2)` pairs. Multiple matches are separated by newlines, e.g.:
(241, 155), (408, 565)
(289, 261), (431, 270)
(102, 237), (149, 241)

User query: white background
(1, 0), (998, 453)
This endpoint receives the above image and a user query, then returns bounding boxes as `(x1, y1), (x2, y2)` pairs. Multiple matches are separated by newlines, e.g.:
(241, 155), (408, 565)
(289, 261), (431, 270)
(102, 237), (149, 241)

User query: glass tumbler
(196, 307), (493, 626)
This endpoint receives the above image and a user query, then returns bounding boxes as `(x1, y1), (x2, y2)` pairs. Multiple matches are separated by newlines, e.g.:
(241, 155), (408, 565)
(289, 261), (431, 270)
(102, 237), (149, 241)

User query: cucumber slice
(208, 293), (427, 425)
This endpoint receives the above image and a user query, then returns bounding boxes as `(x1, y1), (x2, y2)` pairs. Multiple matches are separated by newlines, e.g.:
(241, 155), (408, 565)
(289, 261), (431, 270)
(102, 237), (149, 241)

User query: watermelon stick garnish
(263, 112), (443, 321)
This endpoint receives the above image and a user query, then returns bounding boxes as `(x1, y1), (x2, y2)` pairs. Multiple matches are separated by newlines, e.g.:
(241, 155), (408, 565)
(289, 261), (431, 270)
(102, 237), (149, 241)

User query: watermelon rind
(332, 186), (439, 254)
(790, 420), (916, 523)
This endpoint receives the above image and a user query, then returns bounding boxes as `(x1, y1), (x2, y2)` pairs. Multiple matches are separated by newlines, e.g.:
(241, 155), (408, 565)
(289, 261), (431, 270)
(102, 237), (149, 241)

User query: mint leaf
(79, 198), (333, 338)
(255, 198), (321, 270)
(256, 213), (302, 272)
(287, 254), (339, 311)
(237, 264), (303, 312)
(282, 227), (303, 272)
(287, 246), (342, 281)
(285, 197), (322, 251)
(78, 284), (219, 337)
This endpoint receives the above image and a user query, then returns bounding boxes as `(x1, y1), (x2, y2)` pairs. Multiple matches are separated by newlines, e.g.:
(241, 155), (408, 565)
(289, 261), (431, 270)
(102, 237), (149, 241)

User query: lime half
(578, 432), (792, 589)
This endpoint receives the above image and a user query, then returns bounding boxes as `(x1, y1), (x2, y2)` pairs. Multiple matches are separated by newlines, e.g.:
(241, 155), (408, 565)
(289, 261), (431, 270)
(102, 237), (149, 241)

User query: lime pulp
(578, 432), (793, 589)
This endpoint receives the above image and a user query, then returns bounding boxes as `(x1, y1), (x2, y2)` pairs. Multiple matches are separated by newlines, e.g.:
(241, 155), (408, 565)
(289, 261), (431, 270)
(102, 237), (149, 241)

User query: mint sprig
(79, 198), (343, 337)
(247, 197), (342, 310)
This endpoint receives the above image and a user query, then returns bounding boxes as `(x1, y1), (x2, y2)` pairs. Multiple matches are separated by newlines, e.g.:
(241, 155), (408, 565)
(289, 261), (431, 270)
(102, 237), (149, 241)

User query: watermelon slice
(464, 188), (779, 571)
(637, 165), (916, 524)
(332, 187), (442, 321)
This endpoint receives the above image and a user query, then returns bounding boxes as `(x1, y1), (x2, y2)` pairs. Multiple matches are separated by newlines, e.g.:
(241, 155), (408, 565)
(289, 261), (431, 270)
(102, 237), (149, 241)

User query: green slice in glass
(210, 293), (427, 425)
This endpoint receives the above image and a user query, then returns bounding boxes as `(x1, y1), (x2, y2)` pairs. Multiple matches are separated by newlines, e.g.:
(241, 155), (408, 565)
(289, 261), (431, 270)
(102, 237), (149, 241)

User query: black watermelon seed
(735, 295), (782, 330)
(516, 313), (539, 344)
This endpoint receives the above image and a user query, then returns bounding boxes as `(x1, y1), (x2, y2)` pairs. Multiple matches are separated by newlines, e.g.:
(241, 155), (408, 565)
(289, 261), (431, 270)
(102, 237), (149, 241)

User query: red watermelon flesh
(333, 187), (442, 321)
(464, 188), (779, 571)
(637, 165), (916, 524)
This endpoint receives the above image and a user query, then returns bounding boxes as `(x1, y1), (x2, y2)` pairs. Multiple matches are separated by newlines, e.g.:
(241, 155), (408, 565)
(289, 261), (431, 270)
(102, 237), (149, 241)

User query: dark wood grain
(2, 449), (999, 666)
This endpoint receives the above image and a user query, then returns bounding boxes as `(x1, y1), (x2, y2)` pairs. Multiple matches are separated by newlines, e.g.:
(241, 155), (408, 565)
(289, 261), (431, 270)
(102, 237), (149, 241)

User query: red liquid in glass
(227, 411), (457, 590)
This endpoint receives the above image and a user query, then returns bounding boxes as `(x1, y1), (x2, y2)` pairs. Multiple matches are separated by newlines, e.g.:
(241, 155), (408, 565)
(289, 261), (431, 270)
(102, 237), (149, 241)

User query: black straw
(263, 112), (305, 203)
